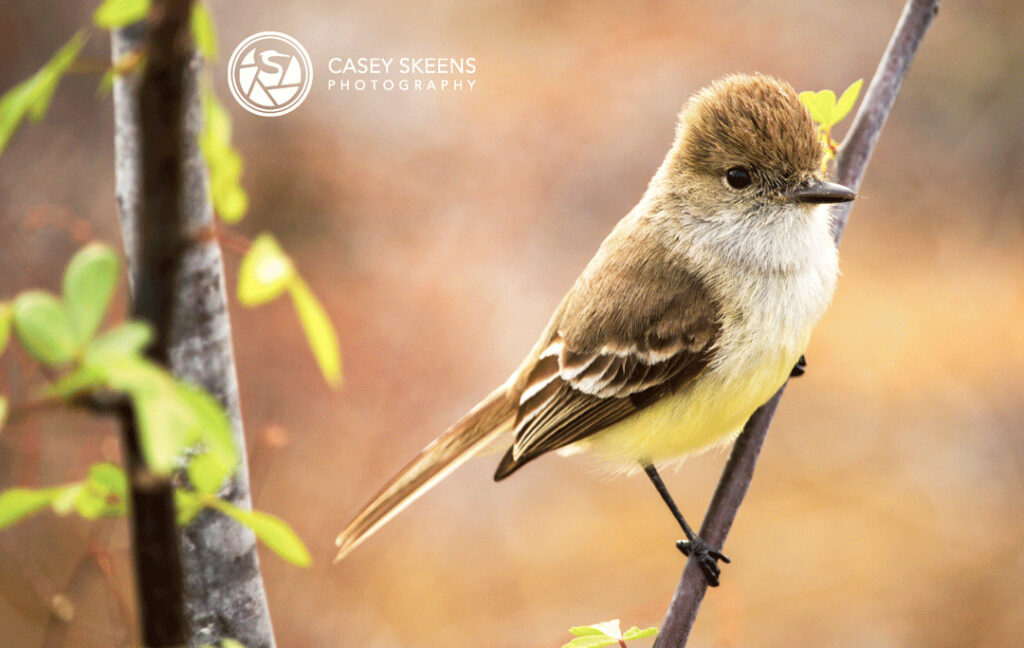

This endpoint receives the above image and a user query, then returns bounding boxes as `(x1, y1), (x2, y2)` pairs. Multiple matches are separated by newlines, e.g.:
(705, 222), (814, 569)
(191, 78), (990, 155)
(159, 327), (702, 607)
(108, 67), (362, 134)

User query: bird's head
(658, 73), (855, 219)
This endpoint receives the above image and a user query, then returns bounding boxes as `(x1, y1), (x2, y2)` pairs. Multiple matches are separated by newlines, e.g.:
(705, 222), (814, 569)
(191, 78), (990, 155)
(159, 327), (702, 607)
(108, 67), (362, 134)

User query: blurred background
(1, 0), (1022, 646)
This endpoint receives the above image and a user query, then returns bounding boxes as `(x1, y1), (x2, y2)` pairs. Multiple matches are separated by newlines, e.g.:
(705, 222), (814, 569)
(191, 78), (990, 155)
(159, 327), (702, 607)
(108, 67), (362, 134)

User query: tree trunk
(111, 18), (278, 648)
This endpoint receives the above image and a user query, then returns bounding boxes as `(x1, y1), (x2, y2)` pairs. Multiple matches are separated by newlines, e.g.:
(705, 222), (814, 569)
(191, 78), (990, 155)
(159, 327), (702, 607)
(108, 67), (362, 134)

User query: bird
(335, 73), (854, 586)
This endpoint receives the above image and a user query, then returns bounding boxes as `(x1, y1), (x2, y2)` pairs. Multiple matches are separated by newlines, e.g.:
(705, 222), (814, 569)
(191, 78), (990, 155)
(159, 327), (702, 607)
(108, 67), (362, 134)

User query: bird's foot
(676, 537), (730, 587)
(790, 354), (807, 378)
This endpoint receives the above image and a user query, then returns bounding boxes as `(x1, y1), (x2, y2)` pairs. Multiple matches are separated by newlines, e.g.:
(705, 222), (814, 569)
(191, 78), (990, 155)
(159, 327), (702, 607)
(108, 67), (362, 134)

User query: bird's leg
(642, 463), (730, 587)
(790, 354), (807, 377)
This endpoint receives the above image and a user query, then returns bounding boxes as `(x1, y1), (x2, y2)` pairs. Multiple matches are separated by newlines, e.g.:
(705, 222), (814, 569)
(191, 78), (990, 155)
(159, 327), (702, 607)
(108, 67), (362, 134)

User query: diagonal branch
(653, 1), (940, 646)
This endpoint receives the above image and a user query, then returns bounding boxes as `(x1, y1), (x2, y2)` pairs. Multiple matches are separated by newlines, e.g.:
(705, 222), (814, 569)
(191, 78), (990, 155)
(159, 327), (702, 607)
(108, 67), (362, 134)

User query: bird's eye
(725, 167), (752, 189)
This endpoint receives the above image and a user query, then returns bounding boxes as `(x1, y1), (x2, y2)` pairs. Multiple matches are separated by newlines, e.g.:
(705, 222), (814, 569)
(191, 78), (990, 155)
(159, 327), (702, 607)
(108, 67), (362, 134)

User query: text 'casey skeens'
(326, 57), (477, 92)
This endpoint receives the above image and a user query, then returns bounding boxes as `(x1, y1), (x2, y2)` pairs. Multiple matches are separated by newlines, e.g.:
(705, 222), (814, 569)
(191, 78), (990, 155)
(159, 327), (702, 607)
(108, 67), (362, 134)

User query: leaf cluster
(563, 619), (658, 648)
(0, 245), (310, 567)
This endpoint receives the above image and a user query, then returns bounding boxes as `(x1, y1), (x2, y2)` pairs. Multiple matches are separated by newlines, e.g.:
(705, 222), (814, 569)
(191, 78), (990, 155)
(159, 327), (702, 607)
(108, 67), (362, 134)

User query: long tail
(334, 383), (518, 562)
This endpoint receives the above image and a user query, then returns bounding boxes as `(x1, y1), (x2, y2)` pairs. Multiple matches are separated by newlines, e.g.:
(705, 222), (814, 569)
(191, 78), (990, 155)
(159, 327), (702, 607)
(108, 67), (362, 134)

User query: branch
(653, 1), (940, 645)
(116, 1), (195, 645)
(110, 8), (278, 648)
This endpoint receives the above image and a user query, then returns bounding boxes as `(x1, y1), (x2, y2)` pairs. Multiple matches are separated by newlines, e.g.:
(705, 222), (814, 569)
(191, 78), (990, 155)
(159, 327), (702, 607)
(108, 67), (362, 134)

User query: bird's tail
(334, 383), (518, 562)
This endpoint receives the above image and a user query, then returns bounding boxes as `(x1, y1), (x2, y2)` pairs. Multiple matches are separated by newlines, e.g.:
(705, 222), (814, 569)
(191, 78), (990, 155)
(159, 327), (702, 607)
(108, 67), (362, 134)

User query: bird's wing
(495, 234), (721, 479)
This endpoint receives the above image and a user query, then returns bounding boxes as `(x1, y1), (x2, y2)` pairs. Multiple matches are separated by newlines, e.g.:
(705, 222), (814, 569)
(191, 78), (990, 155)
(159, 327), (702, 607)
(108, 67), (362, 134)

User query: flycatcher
(335, 73), (855, 585)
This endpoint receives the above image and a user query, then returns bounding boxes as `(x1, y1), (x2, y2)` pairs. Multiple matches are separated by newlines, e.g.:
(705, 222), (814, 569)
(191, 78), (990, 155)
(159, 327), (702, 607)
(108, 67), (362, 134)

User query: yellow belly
(580, 340), (804, 468)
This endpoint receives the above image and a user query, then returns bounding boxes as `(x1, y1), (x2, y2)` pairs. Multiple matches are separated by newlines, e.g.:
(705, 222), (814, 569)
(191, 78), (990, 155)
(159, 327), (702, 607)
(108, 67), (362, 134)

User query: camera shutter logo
(228, 32), (313, 117)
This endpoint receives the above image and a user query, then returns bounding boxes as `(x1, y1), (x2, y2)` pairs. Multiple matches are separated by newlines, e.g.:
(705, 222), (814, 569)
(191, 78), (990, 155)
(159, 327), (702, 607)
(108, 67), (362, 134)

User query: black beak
(784, 179), (856, 204)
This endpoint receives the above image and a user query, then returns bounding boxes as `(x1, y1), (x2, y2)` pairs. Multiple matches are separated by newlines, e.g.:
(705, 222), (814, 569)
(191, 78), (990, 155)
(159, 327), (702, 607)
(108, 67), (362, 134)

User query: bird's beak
(784, 179), (856, 204)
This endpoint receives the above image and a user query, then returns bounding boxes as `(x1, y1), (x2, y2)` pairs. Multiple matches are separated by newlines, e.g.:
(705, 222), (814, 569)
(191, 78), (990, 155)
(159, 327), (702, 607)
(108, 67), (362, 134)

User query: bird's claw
(790, 354), (807, 378)
(676, 538), (730, 587)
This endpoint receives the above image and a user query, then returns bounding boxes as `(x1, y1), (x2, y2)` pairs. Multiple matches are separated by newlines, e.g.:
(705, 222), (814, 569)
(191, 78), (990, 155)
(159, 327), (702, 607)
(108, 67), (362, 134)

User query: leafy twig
(653, 1), (940, 646)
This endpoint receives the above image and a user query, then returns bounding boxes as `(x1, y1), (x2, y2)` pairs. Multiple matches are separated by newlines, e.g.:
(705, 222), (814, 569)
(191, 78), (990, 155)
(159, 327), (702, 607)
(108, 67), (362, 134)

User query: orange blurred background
(1, 1), (1022, 646)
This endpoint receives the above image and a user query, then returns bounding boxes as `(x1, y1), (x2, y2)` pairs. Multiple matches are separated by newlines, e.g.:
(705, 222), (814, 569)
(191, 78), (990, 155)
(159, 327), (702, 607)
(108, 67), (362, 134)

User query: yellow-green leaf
(175, 381), (237, 493)
(200, 86), (248, 223)
(84, 320), (153, 363)
(87, 462), (128, 498)
(187, 450), (227, 495)
(200, 639), (247, 648)
(93, 0), (150, 29)
(63, 243), (120, 345)
(799, 89), (836, 128)
(0, 302), (11, 355)
(50, 484), (84, 516)
(622, 626), (658, 640)
(833, 78), (863, 125)
(237, 233), (295, 306)
(174, 489), (205, 525)
(26, 31), (88, 121)
(0, 83), (35, 156)
(0, 488), (60, 529)
(562, 636), (618, 648)
(0, 31), (87, 156)
(570, 620), (621, 639)
(97, 355), (188, 473)
(0, 396), (7, 432)
(190, 3), (218, 60)
(12, 290), (78, 366)
(212, 500), (311, 567)
(288, 277), (342, 388)
(46, 363), (107, 399)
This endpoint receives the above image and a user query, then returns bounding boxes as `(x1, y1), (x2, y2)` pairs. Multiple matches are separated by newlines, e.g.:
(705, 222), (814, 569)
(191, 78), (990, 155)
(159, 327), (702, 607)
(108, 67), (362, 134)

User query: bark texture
(111, 18), (277, 648)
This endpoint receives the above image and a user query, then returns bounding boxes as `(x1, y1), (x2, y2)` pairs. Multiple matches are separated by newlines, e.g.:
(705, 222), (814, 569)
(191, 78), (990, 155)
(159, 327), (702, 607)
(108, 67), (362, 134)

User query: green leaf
(50, 484), (84, 515)
(199, 640), (246, 648)
(12, 290), (78, 366)
(622, 626), (658, 640)
(799, 89), (836, 128)
(173, 381), (237, 478)
(0, 31), (87, 156)
(190, 3), (218, 60)
(84, 320), (153, 363)
(288, 277), (342, 389)
(186, 451), (228, 495)
(200, 87), (248, 223)
(174, 489), (205, 525)
(562, 636), (619, 648)
(73, 487), (110, 519)
(569, 626), (607, 637)
(571, 620), (621, 638)
(0, 395), (7, 432)
(212, 500), (312, 567)
(93, 0), (150, 29)
(63, 243), (120, 345)
(27, 31), (89, 122)
(87, 462), (127, 498)
(833, 78), (863, 125)
(0, 302), (11, 355)
(0, 84), (35, 156)
(97, 355), (188, 473)
(46, 363), (107, 399)
(237, 233), (295, 306)
(0, 488), (59, 529)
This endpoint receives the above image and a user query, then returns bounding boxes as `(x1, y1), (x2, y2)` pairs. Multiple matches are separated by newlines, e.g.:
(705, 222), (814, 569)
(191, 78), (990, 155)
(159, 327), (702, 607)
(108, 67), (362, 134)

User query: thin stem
(653, 1), (940, 646)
